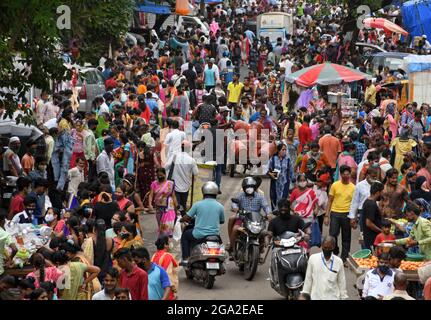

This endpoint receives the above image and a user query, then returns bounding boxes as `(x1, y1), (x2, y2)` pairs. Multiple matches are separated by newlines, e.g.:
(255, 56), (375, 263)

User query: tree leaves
(0, 0), (134, 125)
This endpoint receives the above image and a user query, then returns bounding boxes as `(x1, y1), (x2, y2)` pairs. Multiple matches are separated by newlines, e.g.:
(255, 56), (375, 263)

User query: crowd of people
(0, 1), (431, 301)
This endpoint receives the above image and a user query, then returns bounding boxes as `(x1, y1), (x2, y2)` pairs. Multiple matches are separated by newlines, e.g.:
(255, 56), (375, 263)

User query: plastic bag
(309, 219), (321, 248)
(173, 218), (182, 242)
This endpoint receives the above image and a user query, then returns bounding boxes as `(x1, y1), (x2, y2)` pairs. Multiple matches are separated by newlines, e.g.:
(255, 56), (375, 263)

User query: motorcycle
(268, 222), (311, 300)
(231, 198), (267, 281)
(183, 220), (226, 289)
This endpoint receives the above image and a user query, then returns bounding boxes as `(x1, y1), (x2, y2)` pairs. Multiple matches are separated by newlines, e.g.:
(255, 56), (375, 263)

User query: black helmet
(242, 177), (257, 189)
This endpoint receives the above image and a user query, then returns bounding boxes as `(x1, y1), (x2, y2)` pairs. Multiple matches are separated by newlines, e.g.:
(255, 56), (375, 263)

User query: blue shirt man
(187, 198), (225, 239)
(148, 263), (171, 300)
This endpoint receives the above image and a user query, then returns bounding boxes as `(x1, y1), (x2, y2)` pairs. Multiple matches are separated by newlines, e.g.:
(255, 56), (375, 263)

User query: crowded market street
(0, 0), (431, 304)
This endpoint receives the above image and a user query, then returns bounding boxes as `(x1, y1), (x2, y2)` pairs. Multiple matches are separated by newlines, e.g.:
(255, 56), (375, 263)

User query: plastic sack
(309, 220), (321, 248)
(175, 0), (190, 15)
(173, 218), (182, 242)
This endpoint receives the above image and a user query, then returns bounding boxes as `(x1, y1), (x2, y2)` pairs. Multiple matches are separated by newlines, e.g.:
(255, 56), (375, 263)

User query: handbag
(309, 219), (321, 248)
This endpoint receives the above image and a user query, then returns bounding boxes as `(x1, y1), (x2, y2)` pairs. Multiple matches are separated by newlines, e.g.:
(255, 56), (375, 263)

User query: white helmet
(202, 181), (219, 196)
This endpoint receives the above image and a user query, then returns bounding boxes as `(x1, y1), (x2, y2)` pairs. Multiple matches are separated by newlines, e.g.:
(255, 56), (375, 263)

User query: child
(114, 288), (131, 300)
(374, 219), (396, 247)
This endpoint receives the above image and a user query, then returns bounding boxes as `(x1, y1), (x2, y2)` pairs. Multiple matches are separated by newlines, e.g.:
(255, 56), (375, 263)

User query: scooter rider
(266, 198), (308, 243)
(227, 177), (271, 258)
(180, 181), (225, 265)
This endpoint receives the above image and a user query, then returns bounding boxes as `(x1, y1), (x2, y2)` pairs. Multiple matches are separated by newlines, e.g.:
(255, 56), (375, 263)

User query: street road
(139, 173), (361, 300)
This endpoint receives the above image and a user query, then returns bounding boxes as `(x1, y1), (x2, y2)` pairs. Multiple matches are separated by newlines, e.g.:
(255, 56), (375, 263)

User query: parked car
(76, 68), (106, 113)
(366, 52), (409, 73)
(355, 42), (387, 60)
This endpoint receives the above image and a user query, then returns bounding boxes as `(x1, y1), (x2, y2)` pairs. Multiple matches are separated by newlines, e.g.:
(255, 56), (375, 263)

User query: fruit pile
(400, 261), (425, 271)
(353, 256), (425, 271)
(354, 256), (378, 269)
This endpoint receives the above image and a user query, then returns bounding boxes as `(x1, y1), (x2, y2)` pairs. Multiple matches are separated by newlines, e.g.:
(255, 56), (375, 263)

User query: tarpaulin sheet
(402, 0), (431, 39)
(404, 54), (431, 72)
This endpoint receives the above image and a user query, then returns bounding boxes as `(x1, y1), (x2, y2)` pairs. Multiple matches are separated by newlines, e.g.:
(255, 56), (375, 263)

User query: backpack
(234, 42), (241, 57)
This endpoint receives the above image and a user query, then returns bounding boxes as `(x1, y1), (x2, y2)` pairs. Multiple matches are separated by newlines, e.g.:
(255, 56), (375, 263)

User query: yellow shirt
(365, 84), (377, 106)
(329, 180), (355, 213)
(227, 82), (244, 104)
(58, 118), (71, 133)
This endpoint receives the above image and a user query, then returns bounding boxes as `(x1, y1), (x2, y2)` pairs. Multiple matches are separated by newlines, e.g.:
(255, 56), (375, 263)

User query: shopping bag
(173, 217), (182, 242)
(309, 219), (321, 248)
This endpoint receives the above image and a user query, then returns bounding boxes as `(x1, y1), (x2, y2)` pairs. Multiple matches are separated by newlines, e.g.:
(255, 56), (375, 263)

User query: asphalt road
(139, 172), (361, 300)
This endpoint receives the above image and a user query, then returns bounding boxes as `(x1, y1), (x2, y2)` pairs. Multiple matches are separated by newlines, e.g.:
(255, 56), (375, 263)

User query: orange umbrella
(363, 18), (408, 36)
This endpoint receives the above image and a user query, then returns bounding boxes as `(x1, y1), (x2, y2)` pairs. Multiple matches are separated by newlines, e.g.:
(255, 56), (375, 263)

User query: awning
(138, 3), (171, 14)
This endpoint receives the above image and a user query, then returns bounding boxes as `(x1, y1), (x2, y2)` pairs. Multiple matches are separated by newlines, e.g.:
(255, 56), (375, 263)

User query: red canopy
(363, 18), (408, 36)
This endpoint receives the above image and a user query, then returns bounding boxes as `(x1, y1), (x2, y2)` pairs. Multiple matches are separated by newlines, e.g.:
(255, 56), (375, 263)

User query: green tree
(61, 0), (135, 65)
(0, 0), (65, 125)
(0, 0), (134, 125)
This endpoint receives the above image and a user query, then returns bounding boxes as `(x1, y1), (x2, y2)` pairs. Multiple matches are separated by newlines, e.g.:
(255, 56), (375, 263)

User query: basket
(352, 249), (372, 259)
(406, 253), (425, 262)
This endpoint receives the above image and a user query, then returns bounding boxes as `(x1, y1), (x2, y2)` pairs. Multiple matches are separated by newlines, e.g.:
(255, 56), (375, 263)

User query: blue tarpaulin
(402, 0), (431, 39)
(138, 1), (171, 14)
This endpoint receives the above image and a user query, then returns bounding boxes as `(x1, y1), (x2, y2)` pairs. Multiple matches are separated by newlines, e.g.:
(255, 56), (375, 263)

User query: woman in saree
(53, 243), (100, 300)
(289, 174), (318, 224)
(151, 235), (179, 300)
(148, 167), (178, 236)
(116, 221), (144, 252)
(80, 219), (114, 282)
(136, 141), (158, 206)
(268, 143), (295, 210)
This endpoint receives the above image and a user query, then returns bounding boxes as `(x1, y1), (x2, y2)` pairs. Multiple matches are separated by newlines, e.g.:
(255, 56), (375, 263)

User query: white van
(146, 14), (210, 36)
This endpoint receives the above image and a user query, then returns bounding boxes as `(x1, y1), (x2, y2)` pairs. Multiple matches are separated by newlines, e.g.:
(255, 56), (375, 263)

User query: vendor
(0, 212), (18, 276)
(385, 204), (431, 260)
(11, 196), (37, 225)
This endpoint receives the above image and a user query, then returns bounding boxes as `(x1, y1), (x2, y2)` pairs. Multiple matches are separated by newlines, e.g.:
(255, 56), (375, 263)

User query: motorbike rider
(179, 181), (225, 265)
(227, 177), (271, 259)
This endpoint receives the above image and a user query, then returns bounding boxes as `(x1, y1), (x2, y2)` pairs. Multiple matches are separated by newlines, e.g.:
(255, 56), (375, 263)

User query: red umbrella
(363, 18), (408, 36)
(286, 62), (371, 87)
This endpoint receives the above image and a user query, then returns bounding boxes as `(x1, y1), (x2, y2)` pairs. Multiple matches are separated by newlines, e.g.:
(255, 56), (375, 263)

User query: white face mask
(298, 181), (307, 188)
(45, 214), (55, 223)
(245, 187), (254, 195)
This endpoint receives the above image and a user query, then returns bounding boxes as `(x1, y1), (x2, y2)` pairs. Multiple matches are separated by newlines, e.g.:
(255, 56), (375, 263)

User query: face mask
(298, 181), (307, 188)
(319, 246), (332, 259)
(157, 176), (165, 181)
(120, 232), (130, 240)
(26, 209), (34, 215)
(45, 214), (55, 223)
(150, 119), (157, 125)
(372, 162), (379, 168)
(311, 152), (319, 157)
(11, 146), (20, 153)
(245, 187), (254, 195)
(378, 265), (390, 274)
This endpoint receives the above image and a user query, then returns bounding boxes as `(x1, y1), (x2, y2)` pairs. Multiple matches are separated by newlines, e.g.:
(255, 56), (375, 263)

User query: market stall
(286, 62), (370, 120)
(3, 223), (52, 278)
(347, 248), (427, 299)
